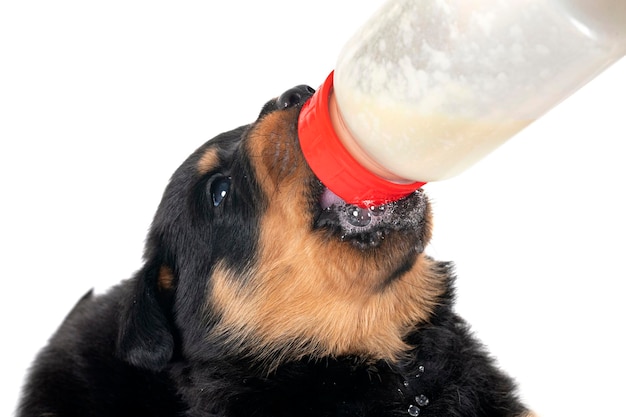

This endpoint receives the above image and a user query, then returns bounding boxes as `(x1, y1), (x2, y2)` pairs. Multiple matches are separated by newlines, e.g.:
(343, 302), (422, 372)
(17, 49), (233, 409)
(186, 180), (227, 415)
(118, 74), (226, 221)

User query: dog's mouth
(314, 185), (429, 250)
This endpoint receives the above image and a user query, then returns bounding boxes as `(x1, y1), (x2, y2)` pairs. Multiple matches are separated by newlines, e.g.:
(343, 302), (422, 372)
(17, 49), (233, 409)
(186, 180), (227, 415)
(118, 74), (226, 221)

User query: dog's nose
(277, 85), (315, 109)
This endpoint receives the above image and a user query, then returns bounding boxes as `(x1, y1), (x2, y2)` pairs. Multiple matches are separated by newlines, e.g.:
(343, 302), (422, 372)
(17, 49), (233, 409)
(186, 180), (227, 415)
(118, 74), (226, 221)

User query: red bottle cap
(298, 71), (425, 208)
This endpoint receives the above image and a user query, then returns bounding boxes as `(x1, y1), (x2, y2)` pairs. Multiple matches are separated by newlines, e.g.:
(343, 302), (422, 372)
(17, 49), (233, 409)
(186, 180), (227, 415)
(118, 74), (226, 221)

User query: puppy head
(118, 85), (444, 371)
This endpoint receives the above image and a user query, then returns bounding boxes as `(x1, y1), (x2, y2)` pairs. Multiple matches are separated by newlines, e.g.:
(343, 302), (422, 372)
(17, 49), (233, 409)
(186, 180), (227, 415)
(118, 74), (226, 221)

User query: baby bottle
(298, 0), (626, 207)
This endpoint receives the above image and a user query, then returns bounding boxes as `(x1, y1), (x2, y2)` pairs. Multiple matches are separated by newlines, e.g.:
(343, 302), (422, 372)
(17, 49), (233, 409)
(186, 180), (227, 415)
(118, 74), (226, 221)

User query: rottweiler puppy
(18, 85), (535, 417)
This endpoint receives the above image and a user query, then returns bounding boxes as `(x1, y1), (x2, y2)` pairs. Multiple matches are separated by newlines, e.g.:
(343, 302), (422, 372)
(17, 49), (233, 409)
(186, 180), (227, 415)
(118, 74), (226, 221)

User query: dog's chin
(313, 186), (429, 250)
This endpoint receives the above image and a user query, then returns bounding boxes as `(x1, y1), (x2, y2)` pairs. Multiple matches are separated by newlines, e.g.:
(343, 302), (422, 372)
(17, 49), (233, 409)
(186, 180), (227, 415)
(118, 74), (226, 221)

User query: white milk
(334, 0), (626, 182)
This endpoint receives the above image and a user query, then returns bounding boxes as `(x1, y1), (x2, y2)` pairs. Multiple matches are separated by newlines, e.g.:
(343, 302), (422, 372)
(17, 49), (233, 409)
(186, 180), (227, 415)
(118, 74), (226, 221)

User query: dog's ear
(116, 262), (175, 372)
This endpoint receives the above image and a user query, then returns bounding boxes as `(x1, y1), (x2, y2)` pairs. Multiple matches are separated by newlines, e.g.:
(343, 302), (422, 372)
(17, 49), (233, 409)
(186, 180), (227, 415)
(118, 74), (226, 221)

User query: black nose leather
(277, 85), (315, 109)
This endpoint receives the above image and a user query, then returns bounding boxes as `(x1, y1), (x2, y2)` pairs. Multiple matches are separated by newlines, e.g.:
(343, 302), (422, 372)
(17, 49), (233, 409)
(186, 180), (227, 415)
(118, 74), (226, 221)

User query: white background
(1, 1), (624, 416)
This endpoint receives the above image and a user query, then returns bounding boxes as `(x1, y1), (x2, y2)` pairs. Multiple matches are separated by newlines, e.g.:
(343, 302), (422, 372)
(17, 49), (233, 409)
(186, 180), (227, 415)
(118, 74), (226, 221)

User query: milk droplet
(369, 205), (386, 216)
(408, 405), (421, 416)
(345, 205), (372, 227)
(415, 394), (430, 407)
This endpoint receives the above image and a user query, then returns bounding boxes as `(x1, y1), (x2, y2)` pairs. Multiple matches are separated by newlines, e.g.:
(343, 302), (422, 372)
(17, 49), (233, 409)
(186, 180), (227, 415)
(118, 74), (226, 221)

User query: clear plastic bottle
(298, 0), (626, 207)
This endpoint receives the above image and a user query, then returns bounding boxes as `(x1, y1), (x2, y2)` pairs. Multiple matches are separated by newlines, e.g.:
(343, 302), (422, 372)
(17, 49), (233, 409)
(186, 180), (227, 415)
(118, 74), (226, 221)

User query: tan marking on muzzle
(209, 109), (443, 368)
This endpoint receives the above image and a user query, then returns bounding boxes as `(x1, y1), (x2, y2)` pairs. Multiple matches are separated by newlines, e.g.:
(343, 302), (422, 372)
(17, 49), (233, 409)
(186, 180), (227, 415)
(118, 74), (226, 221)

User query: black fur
(17, 87), (530, 417)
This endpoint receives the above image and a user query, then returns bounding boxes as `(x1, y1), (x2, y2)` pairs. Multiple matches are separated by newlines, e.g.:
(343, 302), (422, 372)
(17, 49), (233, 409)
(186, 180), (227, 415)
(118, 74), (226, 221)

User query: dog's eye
(210, 176), (231, 207)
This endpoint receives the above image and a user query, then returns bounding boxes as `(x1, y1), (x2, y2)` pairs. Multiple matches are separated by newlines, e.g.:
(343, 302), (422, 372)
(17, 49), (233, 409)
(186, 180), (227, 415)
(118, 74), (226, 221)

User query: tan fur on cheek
(210, 250), (445, 367)
(210, 192), (443, 366)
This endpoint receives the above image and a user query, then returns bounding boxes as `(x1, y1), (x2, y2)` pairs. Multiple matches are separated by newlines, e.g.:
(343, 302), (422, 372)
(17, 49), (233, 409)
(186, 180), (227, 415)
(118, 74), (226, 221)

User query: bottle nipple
(298, 72), (425, 208)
